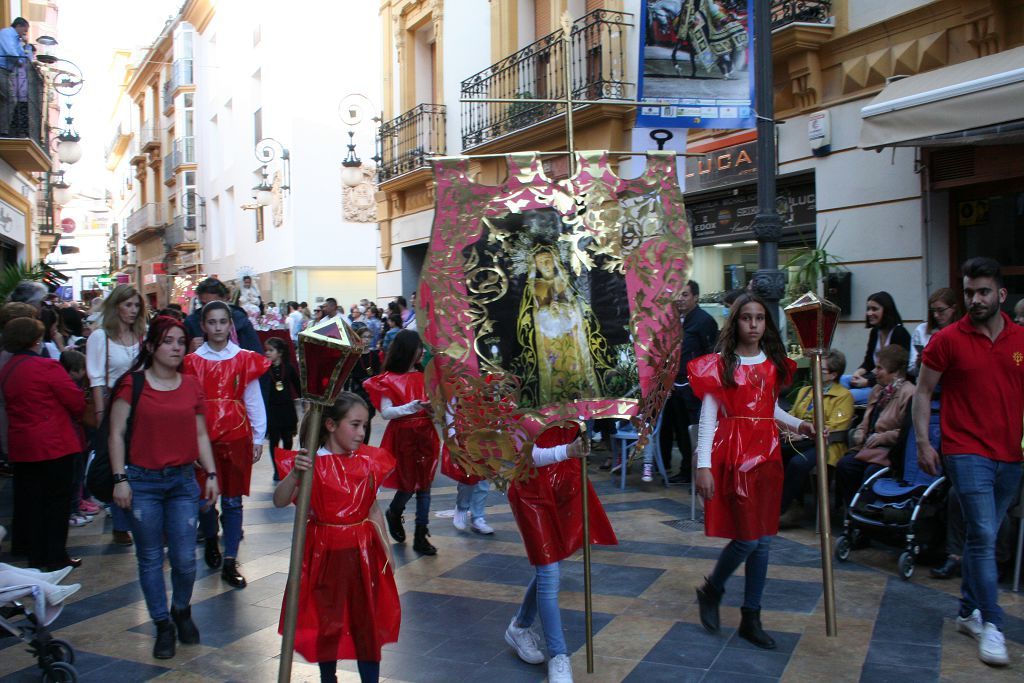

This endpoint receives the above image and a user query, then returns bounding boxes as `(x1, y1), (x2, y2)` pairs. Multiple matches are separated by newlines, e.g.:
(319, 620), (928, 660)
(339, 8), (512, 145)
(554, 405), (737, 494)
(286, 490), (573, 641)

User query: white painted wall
(444, 2), (492, 155)
(846, 0), (933, 32)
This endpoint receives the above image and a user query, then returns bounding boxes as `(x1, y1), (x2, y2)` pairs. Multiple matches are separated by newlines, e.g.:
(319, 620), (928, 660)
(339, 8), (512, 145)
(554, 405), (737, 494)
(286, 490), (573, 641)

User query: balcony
(104, 122), (132, 169)
(771, 0), (832, 29)
(125, 203), (164, 244)
(164, 213), (198, 251)
(140, 120), (160, 152)
(460, 9), (632, 149)
(128, 137), (145, 164)
(378, 104), (445, 183)
(0, 63), (51, 174)
(162, 59), (194, 114)
(163, 154), (176, 184)
(164, 136), (195, 184)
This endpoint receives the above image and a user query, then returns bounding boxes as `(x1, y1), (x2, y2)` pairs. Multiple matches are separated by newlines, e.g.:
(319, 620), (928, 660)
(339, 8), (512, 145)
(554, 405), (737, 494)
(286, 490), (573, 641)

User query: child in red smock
(183, 301), (270, 589)
(273, 392), (399, 683)
(503, 424), (617, 683)
(363, 330), (441, 555)
(689, 293), (812, 650)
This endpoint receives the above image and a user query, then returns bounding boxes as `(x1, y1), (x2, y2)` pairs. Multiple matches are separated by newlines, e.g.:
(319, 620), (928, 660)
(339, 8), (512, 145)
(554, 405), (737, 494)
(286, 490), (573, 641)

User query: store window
(953, 179), (1024, 310)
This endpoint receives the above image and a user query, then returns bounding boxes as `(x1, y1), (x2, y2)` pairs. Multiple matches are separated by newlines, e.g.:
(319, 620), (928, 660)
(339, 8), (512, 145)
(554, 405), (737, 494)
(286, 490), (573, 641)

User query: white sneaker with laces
(956, 609), (983, 640)
(48, 583), (81, 605)
(641, 463), (653, 482)
(504, 617), (545, 664)
(452, 508), (468, 531)
(548, 654), (573, 683)
(979, 622), (1009, 666)
(471, 518), (494, 535)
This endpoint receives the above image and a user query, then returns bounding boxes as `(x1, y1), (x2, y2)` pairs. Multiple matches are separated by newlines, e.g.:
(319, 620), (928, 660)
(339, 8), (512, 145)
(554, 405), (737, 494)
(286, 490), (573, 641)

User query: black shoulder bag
(87, 371), (145, 503)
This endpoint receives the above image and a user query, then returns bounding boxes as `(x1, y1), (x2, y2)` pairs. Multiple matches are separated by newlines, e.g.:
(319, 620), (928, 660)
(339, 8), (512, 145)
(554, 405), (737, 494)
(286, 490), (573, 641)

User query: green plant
(784, 222), (846, 299)
(0, 261), (60, 302)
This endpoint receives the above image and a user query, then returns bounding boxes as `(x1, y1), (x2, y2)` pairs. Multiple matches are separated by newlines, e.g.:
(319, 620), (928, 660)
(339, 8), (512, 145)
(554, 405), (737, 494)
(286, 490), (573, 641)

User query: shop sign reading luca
(684, 140), (757, 192)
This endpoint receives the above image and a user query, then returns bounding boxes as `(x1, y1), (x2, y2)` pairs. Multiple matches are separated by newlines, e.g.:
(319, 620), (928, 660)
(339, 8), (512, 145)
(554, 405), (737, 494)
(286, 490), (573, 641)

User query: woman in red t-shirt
(108, 316), (219, 660)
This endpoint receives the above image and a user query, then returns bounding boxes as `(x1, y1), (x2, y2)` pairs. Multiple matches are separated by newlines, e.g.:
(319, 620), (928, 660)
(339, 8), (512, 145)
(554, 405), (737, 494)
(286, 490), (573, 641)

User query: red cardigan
(0, 352), (85, 462)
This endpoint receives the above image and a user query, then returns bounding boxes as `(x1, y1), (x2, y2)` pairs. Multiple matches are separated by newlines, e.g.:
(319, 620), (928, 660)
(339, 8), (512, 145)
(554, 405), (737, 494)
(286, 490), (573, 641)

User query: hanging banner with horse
(637, 0), (755, 129)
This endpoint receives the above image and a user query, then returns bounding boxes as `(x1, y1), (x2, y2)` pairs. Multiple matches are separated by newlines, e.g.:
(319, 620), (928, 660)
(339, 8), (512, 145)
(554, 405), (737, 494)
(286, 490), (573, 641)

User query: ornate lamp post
(783, 291), (840, 636)
(278, 315), (364, 683)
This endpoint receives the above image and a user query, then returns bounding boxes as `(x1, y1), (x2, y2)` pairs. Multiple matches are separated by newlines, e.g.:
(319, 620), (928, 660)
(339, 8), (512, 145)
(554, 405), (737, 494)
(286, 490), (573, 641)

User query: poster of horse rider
(637, 0), (754, 129)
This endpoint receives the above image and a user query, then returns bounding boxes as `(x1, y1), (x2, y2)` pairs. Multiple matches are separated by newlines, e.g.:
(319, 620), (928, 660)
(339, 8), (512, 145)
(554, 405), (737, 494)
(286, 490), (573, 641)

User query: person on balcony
(0, 17), (29, 71)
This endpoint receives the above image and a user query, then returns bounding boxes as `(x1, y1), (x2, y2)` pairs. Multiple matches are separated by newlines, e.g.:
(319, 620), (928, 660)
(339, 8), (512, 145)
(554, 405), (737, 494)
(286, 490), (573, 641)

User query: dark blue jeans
(390, 490), (431, 527)
(708, 536), (773, 610)
(944, 454), (1023, 627)
(199, 495), (244, 558)
(126, 464), (200, 622)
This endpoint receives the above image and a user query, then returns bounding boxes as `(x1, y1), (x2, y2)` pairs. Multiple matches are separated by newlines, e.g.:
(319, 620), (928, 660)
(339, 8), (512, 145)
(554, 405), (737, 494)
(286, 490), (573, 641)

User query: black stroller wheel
(42, 661), (77, 683)
(835, 535), (851, 562)
(44, 639), (75, 665)
(898, 552), (915, 580)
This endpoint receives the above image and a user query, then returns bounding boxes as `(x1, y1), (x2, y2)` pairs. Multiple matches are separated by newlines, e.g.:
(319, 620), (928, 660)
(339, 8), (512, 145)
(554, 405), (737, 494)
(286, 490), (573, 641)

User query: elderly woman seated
(779, 350), (855, 528)
(835, 345), (915, 510)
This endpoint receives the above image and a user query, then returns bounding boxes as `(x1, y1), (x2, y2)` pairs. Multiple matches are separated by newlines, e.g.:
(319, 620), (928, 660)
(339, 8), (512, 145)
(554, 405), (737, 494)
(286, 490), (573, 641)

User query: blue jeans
(126, 464), (200, 622)
(455, 480), (490, 521)
(839, 375), (872, 405)
(515, 562), (567, 656)
(199, 495), (244, 558)
(708, 536), (773, 610)
(390, 490), (431, 527)
(944, 455), (1023, 627)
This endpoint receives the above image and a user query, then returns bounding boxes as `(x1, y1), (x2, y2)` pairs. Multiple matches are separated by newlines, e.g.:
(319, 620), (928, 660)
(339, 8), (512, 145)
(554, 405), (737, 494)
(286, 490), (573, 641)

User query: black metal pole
(751, 0), (784, 321)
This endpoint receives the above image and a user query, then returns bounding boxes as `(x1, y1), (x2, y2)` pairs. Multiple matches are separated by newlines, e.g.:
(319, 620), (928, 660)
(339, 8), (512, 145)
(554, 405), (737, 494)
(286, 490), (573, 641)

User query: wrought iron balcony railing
(378, 104), (446, 183)
(0, 64), (49, 156)
(162, 59), (194, 113)
(140, 120), (160, 151)
(126, 203), (163, 239)
(460, 9), (633, 149)
(770, 0), (833, 29)
(164, 213), (197, 249)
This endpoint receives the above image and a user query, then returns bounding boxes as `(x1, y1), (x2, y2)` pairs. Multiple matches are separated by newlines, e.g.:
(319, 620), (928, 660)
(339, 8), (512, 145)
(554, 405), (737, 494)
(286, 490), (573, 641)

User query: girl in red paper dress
(273, 392), (399, 683)
(503, 424), (617, 683)
(689, 293), (812, 650)
(363, 329), (440, 555)
(183, 301), (270, 589)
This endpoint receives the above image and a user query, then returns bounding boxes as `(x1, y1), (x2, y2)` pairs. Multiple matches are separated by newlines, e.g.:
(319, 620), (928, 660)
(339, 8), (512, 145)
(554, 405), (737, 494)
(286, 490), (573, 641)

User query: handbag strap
(104, 333), (109, 389)
(123, 371), (146, 464)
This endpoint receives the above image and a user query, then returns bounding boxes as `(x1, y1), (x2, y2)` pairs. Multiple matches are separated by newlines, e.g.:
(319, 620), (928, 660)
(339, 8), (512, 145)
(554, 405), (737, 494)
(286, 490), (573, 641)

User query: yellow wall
(306, 268), (377, 308)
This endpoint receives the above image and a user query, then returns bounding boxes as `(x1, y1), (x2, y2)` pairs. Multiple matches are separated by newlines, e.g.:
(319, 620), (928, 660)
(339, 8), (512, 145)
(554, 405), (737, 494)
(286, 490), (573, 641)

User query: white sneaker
(979, 622), (1009, 666)
(504, 617), (545, 664)
(471, 518), (494, 535)
(453, 509), (468, 531)
(48, 583), (81, 605)
(641, 463), (653, 482)
(548, 653), (573, 683)
(956, 609), (983, 640)
(42, 566), (75, 585)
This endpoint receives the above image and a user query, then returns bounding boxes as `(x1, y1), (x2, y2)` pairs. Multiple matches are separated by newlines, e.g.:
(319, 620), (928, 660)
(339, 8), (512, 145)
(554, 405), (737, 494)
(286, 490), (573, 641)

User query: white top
(195, 341), (268, 443)
(287, 311), (304, 341)
(86, 328), (140, 390)
(379, 397), (425, 420)
(695, 351), (803, 469)
(908, 322), (930, 374)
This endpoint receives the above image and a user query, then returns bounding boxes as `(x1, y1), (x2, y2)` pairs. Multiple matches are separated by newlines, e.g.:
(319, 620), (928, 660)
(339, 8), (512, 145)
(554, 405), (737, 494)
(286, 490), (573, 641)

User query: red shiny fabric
(440, 446), (481, 485)
(508, 425), (617, 566)
(363, 372), (439, 491)
(687, 354), (797, 541)
(276, 446), (401, 663)
(184, 350), (270, 497)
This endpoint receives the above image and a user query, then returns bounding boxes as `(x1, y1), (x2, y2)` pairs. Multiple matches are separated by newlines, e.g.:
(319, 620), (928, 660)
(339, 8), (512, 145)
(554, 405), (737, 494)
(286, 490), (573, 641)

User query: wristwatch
(205, 471), (217, 479)
(112, 473), (128, 484)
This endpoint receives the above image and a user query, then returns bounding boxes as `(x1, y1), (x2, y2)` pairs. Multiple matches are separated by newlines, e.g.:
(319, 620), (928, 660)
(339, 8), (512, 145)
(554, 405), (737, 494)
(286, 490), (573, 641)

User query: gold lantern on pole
(278, 317), (363, 683)
(783, 292), (840, 637)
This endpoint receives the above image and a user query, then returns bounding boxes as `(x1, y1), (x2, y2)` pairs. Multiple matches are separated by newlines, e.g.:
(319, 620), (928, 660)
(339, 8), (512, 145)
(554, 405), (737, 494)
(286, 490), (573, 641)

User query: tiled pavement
(1, 424), (1022, 682)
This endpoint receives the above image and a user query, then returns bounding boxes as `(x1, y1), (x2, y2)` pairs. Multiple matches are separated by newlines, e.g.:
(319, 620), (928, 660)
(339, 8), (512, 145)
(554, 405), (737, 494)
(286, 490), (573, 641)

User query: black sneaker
(153, 619), (176, 659)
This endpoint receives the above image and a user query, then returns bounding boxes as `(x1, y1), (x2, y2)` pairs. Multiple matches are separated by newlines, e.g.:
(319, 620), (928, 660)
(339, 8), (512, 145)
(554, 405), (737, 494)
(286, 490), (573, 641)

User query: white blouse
(86, 328), (140, 390)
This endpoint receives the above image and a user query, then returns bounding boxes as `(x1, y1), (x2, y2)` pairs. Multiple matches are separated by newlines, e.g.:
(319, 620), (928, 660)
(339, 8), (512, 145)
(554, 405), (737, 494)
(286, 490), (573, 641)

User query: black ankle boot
(204, 537), (222, 569)
(170, 605), (200, 644)
(385, 508), (406, 543)
(739, 607), (776, 649)
(153, 619), (176, 659)
(696, 578), (723, 633)
(412, 524), (437, 555)
(221, 558), (247, 588)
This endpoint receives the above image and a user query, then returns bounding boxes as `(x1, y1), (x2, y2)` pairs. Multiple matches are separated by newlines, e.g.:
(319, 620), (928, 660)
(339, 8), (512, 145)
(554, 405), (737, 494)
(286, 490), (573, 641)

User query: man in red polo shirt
(915, 257), (1024, 667)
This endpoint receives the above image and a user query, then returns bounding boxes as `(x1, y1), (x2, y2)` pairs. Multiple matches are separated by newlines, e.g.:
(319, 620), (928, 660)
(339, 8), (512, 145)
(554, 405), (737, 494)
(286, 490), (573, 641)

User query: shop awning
(859, 45), (1024, 149)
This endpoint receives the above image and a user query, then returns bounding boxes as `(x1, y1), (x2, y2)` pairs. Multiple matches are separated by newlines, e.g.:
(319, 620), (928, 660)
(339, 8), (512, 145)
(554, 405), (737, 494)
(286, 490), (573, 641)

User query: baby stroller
(834, 398), (948, 580)
(0, 585), (79, 682)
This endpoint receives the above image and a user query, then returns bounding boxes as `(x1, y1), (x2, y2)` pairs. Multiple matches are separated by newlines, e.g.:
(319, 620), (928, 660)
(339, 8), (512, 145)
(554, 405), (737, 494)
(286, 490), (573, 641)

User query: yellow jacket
(788, 383), (856, 466)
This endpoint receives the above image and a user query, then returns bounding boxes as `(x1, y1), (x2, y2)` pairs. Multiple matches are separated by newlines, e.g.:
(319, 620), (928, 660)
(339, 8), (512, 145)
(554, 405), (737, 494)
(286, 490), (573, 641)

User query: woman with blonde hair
(86, 284), (147, 546)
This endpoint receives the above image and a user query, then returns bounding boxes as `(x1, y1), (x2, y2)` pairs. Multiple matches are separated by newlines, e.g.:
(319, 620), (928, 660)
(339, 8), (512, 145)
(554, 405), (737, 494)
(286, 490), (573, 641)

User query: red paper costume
(687, 354), (797, 541)
(363, 371), (439, 491)
(508, 426), (617, 566)
(277, 446), (401, 663)
(183, 349), (270, 497)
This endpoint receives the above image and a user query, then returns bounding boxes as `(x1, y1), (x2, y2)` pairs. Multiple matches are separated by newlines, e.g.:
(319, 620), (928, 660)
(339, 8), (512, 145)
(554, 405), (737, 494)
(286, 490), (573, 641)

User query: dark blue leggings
(708, 536), (773, 610)
(390, 489), (431, 527)
(319, 660), (379, 683)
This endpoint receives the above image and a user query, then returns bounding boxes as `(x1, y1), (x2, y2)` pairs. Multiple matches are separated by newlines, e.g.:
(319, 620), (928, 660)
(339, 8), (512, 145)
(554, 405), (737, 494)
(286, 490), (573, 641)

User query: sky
(55, 0), (183, 196)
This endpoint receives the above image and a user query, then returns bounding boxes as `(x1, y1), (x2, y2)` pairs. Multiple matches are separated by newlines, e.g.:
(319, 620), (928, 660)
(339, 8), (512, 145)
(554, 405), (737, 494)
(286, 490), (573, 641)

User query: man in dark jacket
(664, 280), (718, 484)
(184, 278), (263, 354)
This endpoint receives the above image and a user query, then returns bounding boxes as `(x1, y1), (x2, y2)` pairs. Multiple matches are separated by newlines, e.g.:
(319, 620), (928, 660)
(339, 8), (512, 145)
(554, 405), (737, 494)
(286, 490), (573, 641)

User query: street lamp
(338, 93), (381, 189)
(253, 137), (291, 207)
(252, 167), (274, 208)
(340, 131), (364, 189)
(51, 170), (72, 206)
(52, 101), (82, 165)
